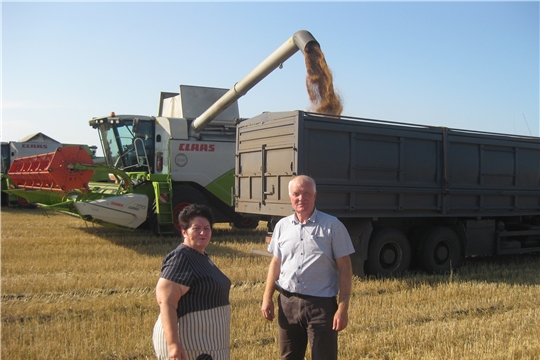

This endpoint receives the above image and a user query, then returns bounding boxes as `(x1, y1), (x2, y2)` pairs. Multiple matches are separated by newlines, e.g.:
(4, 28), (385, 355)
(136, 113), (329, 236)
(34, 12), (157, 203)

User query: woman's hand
(167, 342), (187, 360)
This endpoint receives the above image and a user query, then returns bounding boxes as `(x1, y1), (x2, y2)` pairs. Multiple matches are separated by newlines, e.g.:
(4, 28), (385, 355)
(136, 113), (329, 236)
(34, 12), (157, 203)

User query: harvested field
(2, 207), (539, 359)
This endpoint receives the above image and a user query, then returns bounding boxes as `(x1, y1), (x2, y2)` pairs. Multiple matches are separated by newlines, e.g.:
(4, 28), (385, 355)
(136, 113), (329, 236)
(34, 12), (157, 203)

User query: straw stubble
(2, 208), (539, 359)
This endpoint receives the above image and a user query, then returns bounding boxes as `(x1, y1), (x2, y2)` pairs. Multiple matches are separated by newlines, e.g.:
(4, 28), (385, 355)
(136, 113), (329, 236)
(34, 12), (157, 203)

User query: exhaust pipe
(191, 30), (318, 133)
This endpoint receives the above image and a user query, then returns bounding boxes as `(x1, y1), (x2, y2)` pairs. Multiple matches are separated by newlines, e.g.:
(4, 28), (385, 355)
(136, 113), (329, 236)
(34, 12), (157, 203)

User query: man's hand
(334, 255), (352, 331)
(261, 256), (281, 321)
(332, 306), (348, 331)
(261, 298), (275, 321)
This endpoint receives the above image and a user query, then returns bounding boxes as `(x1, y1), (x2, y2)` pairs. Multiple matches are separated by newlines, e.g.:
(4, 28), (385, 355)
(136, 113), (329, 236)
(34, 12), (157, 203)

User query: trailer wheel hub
(381, 245), (397, 267)
(435, 243), (449, 264)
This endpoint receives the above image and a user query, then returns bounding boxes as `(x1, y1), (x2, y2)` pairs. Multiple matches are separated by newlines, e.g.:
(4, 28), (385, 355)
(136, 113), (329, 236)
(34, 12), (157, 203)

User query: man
(261, 175), (355, 360)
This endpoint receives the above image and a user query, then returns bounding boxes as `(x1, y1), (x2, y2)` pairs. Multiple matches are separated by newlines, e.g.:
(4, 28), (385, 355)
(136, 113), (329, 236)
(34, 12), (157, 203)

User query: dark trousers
(277, 293), (338, 360)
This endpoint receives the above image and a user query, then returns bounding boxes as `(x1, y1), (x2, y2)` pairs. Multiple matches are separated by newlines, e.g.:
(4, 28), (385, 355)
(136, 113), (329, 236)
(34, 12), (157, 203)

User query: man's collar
(292, 208), (318, 224)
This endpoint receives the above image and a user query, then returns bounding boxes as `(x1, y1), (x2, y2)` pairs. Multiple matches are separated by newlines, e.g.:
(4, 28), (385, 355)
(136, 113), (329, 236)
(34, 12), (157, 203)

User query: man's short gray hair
(288, 175), (317, 195)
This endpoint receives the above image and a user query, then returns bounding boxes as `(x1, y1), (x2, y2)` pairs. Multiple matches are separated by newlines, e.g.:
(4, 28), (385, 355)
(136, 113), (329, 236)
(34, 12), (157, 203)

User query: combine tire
(366, 228), (412, 277)
(171, 185), (208, 236)
(417, 227), (462, 274)
(18, 196), (36, 209)
(231, 216), (260, 230)
(148, 200), (160, 236)
(1, 191), (8, 207)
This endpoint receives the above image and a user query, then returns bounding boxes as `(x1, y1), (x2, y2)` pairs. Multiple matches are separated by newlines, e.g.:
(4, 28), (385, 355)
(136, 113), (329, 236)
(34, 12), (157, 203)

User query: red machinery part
(8, 146), (94, 192)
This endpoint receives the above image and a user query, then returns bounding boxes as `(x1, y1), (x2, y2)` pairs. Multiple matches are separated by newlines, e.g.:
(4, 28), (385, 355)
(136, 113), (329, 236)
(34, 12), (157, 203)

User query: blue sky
(2, 1), (539, 154)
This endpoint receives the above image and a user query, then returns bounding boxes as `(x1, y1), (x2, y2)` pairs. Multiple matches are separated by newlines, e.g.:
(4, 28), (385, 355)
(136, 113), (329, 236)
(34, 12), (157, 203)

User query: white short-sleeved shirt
(268, 209), (355, 297)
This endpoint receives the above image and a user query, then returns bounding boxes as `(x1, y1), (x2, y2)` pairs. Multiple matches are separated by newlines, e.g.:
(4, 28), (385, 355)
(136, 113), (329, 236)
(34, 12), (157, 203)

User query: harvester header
(8, 146), (94, 192)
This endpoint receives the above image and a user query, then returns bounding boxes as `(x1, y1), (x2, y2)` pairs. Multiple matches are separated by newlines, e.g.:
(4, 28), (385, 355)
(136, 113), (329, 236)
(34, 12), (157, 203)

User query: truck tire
(171, 185), (209, 236)
(417, 226), (462, 274)
(366, 228), (412, 276)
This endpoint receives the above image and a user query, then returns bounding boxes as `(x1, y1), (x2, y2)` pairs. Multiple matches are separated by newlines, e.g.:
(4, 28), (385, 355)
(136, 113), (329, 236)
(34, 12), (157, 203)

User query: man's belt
(274, 282), (321, 300)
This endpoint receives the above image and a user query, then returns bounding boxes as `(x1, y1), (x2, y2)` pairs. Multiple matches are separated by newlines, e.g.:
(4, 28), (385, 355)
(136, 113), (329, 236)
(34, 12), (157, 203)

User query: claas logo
(178, 144), (215, 152)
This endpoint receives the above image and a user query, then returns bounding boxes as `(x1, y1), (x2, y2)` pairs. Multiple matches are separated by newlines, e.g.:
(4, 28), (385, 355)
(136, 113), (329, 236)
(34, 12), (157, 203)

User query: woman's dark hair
(178, 204), (215, 231)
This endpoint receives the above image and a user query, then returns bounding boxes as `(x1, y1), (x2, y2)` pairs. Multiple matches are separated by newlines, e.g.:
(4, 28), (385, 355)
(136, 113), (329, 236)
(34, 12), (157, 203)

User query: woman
(153, 204), (231, 360)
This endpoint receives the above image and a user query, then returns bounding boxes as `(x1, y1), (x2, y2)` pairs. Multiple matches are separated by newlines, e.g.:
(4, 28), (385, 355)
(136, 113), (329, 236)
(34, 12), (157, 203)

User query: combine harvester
(6, 30), (318, 236)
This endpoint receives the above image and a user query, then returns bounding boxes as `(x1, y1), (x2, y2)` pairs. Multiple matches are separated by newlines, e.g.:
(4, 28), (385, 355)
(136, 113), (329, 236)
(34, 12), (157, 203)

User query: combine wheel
(1, 191), (8, 207)
(148, 200), (160, 236)
(171, 185), (208, 236)
(231, 216), (260, 230)
(366, 228), (412, 276)
(18, 196), (36, 209)
(417, 227), (462, 274)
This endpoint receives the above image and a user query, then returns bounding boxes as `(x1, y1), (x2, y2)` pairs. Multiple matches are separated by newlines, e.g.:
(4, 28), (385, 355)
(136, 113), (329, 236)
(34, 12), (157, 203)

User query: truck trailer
(234, 111), (540, 276)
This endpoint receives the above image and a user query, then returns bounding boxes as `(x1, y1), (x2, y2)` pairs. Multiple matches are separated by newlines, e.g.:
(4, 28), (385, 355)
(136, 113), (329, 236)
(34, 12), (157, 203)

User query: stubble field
(2, 207), (539, 359)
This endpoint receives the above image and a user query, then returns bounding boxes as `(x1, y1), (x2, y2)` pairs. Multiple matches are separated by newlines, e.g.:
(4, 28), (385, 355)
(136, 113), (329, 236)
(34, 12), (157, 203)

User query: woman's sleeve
(160, 251), (193, 287)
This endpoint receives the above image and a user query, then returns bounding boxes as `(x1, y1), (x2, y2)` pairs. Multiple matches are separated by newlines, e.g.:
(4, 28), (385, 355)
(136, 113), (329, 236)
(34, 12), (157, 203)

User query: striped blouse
(154, 244), (231, 360)
(160, 244), (231, 317)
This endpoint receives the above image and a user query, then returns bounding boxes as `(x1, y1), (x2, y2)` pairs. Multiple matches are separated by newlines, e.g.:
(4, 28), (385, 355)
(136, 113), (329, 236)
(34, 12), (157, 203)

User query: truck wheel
(417, 227), (462, 274)
(366, 228), (412, 276)
(171, 185), (208, 236)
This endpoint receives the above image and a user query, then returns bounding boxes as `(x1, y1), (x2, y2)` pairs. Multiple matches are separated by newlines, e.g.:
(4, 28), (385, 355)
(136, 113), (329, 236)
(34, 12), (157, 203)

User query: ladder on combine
(152, 176), (174, 235)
